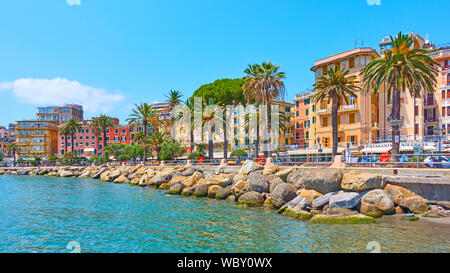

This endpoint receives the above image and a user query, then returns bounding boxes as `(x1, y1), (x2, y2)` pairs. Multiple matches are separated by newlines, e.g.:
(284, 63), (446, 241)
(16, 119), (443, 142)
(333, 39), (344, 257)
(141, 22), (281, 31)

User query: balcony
(424, 118), (437, 124)
(424, 100), (437, 107)
(339, 104), (358, 112)
(317, 109), (329, 115)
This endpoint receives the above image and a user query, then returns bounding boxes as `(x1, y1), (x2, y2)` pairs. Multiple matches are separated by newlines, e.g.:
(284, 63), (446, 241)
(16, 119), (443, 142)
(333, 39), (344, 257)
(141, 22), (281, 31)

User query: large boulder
(100, 171), (111, 181)
(329, 192), (361, 209)
(384, 184), (420, 205)
(310, 208), (376, 224)
(215, 186), (232, 199)
(238, 191), (264, 207)
(168, 183), (184, 195)
(231, 180), (249, 198)
(269, 183), (297, 208)
(92, 167), (107, 179)
(341, 171), (386, 192)
(0, 169), (5, 175)
(108, 169), (122, 181)
(312, 192), (338, 209)
(194, 184), (209, 197)
(181, 186), (195, 196)
(263, 164), (280, 176)
(299, 190), (323, 204)
(288, 169), (343, 194)
(59, 170), (74, 178)
(248, 171), (269, 193)
(239, 160), (262, 175)
(269, 176), (285, 193)
(360, 189), (394, 217)
(278, 196), (312, 219)
(182, 171), (202, 188)
(206, 174), (232, 187)
(207, 185), (223, 198)
(114, 175), (130, 183)
(182, 168), (200, 177)
(402, 197), (429, 214)
(422, 206), (450, 218)
(169, 176), (186, 186)
(274, 168), (294, 183)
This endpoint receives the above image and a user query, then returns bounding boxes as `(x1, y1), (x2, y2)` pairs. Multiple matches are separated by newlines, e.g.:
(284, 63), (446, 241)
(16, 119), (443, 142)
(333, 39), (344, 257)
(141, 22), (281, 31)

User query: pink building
(58, 120), (99, 157)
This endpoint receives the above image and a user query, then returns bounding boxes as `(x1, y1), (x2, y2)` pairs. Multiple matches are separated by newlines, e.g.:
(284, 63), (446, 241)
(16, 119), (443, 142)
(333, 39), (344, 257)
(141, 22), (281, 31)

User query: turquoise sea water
(0, 175), (449, 253)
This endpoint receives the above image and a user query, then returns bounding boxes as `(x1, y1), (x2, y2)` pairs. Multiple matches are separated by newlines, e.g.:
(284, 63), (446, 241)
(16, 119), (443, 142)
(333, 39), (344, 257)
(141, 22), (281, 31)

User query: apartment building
(15, 120), (58, 159)
(310, 47), (380, 149)
(294, 92), (314, 148)
(151, 101), (172, 134)
(377, 35), (448, 144)
(36, 104), (84, 124)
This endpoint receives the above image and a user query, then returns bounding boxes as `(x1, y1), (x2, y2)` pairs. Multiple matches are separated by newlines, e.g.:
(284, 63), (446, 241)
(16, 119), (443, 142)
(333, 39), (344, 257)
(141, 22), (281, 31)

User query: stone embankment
(1, 161), (449, 224)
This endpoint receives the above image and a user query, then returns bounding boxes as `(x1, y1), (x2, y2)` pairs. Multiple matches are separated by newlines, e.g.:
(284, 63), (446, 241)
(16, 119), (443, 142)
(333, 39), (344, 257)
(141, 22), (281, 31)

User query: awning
(84, 148), (95, 152)
(360, 147), (392, 154)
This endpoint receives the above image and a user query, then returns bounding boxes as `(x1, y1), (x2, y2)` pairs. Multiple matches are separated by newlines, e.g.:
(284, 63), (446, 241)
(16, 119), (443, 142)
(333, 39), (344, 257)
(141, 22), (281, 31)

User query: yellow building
(15, 120), (58, 159)
(310, 47), (381, 150)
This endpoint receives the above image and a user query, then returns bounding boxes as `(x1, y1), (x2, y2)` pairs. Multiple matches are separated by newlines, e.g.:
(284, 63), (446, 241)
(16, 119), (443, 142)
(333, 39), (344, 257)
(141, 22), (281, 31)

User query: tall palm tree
(7, 143), (18, 166)
(243, 62), (286, 158)
(174, 99), (195, 154)
(313, 66), (361, 158)
(90, 114), (114, 156)
(58, 125), (70, 155)
(60, 119), (82, 156)
(126, 103), (159, 160)
(165, 90), (183, 110)
(361, 32), (439, 160)
(149, 131), (167, 160)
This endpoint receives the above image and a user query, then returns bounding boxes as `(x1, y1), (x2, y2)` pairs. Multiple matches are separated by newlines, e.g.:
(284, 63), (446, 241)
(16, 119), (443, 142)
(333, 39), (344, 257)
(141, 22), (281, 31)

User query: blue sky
(1, 0), (449, 125)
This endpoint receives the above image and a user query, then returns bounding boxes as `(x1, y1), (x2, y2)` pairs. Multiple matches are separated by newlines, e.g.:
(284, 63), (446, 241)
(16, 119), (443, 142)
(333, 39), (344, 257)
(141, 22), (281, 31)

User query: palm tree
(313, 66), (360, 158)
(361, 32), (439, 160)
(173, 99), (195, 154)
(243, 62), (286, 158)
(149, 131), (167, 160)
(60, 119), (82, 156)
(7, 143), (18, 166)
(126, 103), (159, 160)
(165, 90), (183, 110)
(58, 126), (70, 155)
(90, 115), (114, 156)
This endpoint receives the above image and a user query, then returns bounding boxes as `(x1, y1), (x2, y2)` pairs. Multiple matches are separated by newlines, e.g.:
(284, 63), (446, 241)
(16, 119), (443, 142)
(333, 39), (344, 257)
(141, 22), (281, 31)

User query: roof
(311, 47), (379, 71)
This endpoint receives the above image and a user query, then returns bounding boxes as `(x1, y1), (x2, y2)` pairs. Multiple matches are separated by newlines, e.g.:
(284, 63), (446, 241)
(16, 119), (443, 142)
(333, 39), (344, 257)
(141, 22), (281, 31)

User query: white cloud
(67, 0), (81, 6)
(0, 78), (124, 114)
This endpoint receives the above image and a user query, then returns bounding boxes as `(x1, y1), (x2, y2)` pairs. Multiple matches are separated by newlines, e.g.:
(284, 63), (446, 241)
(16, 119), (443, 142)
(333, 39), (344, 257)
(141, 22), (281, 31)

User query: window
(296, 111), (299, 117)
(443, 90), (446, 99)
(447, 89), (450, 98)
(415, 106), (419, 116)
(296, 122), (300, 129)
(448, 106), (450, 117)
(115, 129), (119, 133)
(443, 107), (446, 117)
(296, 101), (299, 106)
(312, 117), (316, 124)
(323, 65), (327, 75)
(349, 57), (355, 68)
(322, 117), (328, 127)
(349, 113), (355, 124)
(306, 109), (309, 116)
(415, 124), (419, 135)
(317, 67), (322, 77)
(312, 105), (315, 112)
(305, 131), (309, 139)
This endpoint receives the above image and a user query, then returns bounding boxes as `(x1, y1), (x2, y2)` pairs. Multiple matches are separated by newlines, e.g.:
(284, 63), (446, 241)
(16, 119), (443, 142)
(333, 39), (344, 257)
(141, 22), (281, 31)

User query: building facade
(36, 104), (84, 124)
(294, 92), (314, 148)
(15, 120), (58, 159)
(310, 47), (381, 150)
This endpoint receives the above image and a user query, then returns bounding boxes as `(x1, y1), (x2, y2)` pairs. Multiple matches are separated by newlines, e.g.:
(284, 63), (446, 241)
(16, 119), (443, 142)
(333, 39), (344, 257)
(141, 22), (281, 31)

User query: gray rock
(194, 184), (209, 197)
(92, 167), (107, 179)
(269, 183), (297, 208)
(329, 192), (361, 209)
(216, 186), (232, 199)
(238, 191), (264, 206)
(297, 169), (344, 194)
(248, 171), (269, 193)
(168, 183), (184, 195)
(312, 192), (338, 208)
(269, 176), (285, 193)
(279, 196), (311, 213)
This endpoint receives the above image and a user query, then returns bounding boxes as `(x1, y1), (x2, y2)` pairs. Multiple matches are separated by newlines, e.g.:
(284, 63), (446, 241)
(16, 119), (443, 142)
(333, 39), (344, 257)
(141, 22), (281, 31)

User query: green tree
(149, 131), (167, 160)
(123, 144), (144, 163)
(60, 119), (82, 156)
(361, 32), (439, 160)
(126, 103), (159, 160)
(230, 148), (247, 158)
(90, 114), (114, 155)
(104, 144), (124, 160)
(160, 138), (185, 161)
(243, 63), (286, 158)
(8, 143), (18, 166)
(313, 66), (360, 158)
(0, 152), (4, 162)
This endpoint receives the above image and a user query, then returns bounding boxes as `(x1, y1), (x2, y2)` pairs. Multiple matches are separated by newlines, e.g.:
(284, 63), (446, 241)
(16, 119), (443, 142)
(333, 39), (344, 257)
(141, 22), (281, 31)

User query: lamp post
(433, 127), (444, 154)
(316, 137), (322, 163)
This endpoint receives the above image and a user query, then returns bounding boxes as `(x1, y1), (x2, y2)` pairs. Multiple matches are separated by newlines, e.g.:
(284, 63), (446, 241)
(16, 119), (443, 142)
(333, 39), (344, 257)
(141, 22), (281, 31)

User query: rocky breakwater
(1, 162), (449, 224)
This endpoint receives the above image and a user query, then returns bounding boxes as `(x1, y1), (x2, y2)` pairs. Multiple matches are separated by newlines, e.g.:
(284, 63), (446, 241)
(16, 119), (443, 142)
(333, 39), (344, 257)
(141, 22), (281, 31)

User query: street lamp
(389, 119), (404, 161)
